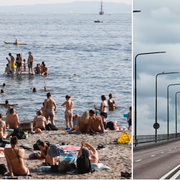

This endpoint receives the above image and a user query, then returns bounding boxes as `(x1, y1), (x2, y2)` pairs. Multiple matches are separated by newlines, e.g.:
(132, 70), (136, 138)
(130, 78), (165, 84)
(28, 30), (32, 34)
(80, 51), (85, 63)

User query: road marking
(170, 170), (180, 179)
(159, 164), (180, 180)
(151, 155), (155, 157)
(136, 159), (142, 162)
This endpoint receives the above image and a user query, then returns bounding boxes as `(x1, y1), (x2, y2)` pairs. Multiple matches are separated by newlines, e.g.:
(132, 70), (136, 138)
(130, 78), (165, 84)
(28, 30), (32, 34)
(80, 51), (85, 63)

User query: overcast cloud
(134, 0), (180, 135)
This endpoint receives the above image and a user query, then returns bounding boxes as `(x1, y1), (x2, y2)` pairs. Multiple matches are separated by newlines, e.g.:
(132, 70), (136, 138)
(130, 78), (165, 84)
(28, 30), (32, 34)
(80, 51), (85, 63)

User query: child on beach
(127, 106), (132, 130)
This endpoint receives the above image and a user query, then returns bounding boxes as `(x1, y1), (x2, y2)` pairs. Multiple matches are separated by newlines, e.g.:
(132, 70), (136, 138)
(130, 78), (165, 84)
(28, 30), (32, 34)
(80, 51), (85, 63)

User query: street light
(167, 83), (180, 139)
(175, 91), (180, 137)
(134, 51), (166, 146)
(155, 72), (179, 143)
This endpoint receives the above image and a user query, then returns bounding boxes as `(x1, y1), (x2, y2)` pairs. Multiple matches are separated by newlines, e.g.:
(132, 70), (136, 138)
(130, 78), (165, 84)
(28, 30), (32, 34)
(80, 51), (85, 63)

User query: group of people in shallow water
(4, 52), (49, 76)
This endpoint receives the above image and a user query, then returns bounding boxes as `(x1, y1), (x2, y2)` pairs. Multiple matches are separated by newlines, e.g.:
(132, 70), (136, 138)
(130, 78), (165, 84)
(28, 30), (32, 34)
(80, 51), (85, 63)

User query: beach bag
(11, 128), (26, 139)
(46, 123), (58, 131)
(20, 122), (33, 133)
(0, 164), (7, 175)
(77, 152), (92, 174)
(117, 132), (131, 144)
(58, 152), (77, 172)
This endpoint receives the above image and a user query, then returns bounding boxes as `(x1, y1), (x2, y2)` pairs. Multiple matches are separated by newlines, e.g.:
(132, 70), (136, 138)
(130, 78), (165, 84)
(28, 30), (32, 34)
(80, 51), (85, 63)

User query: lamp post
(167, 82), (180, 139)
(155, 72), (179, 143)
(175, 91), (180, 137)
(134, 51), (166, 146)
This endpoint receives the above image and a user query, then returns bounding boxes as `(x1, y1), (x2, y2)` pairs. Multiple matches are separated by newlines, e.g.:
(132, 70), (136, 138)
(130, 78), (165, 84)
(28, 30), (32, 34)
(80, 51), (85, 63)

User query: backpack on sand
(77, 152), (92, 174)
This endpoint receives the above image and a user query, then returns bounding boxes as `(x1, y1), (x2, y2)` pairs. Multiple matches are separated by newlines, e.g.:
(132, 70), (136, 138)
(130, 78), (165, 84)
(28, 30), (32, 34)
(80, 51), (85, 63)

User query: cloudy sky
(0, 0), (132, 6)
(134, 0), (180, 135)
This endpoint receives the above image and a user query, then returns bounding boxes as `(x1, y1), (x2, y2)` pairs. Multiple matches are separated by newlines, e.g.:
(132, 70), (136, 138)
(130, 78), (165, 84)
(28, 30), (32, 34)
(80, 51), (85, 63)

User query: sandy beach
(0, 129), (132, 179)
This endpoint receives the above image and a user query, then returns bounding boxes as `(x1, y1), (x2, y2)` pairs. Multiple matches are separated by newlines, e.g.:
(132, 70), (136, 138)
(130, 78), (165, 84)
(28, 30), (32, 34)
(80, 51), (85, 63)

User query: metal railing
(133, 133), (180, 146)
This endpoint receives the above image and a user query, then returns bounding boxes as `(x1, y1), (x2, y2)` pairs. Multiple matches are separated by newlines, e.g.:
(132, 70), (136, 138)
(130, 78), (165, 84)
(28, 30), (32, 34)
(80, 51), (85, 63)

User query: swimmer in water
(30, 87), (37, 92)
(0, 100), (18, 106)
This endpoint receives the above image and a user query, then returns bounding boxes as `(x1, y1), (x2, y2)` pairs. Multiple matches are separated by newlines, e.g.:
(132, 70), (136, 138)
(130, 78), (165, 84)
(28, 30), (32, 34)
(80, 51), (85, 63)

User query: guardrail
(134, 133), (180, 146)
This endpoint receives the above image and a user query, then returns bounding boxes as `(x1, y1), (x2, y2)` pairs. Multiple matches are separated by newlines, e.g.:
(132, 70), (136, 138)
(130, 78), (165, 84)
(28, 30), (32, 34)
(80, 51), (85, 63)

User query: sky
(0, 0), (132, 6)
(134, 0), (180, 136)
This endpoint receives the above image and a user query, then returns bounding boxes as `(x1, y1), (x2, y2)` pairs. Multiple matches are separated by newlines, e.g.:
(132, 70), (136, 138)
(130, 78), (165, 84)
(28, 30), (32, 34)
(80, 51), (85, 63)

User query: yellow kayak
(3, 41), (27, 45)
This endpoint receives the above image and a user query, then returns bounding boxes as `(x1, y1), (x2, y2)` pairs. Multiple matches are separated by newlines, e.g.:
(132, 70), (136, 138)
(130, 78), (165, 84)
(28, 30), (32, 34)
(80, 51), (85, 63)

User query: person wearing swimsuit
(95, 95), (108, 128)
(61, 95), (74, 128)
(4, 136), (30, 177)
(32, 110), (47, 130)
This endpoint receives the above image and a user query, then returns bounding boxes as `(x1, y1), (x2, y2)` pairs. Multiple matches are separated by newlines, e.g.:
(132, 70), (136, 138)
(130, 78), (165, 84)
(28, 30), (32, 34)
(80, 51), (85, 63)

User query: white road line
(151, 155), (155, 157)
(170, 170), (180, 179)
(159, 164), (180, 180)
(136, 159), (142, 162)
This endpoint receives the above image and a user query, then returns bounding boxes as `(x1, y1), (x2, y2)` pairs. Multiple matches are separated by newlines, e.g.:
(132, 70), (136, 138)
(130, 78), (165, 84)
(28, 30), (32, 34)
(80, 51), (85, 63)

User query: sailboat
(99, 0), (104, 15)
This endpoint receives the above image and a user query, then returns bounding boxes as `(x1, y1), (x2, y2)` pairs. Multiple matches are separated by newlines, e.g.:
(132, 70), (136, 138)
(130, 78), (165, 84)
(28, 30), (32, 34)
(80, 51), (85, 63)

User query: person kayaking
(15, 39), (18, 45)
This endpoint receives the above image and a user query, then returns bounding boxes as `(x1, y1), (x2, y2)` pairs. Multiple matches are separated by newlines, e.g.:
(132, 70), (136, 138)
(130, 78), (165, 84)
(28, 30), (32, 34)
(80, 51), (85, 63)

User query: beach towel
(91, 163), (110, 171)
(117, 132), (131, 144)
(62, 145), (80, 151)
(0, 152), (5, 159)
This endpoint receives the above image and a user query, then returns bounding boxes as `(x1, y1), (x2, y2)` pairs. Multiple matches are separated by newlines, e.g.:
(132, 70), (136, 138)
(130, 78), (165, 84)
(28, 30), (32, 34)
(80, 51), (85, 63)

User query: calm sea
(0, 12), (131, 128)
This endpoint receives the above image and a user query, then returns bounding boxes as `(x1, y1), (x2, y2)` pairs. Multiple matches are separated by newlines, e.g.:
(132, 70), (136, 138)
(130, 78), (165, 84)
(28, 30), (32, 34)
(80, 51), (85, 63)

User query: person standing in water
(44, 93), (57, 125)
(28, 52), (34, 74)
(61, 95), (74, 128)
(6, 53), (15, 75)
(95, 95), (108, 129)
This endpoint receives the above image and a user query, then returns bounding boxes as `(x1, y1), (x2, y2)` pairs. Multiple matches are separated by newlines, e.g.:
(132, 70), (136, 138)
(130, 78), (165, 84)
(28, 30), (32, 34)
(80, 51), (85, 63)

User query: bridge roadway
(134, 140), (180, 179)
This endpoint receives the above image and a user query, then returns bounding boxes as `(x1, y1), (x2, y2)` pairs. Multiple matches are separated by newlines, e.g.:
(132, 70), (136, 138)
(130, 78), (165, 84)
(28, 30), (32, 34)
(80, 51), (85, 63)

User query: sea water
(0, 12), (131, 128)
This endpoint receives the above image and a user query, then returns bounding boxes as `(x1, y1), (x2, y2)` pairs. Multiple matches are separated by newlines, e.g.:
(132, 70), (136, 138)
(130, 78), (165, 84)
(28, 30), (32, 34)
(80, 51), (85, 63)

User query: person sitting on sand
(68, 111), (90, 133)
(0, 113), (10, 139)
(0, 100), (18, 106)
(41, 62), (49, 76)
(127, 106), (132, 130)
(86, 109), (105, 134)
(6, 108), (20, 129)
(4, 64), (12, 74)
(61, 95), (74, 129)
(4, 136), (30, 177)
(32, 110), (47, 130)
(45, 144), (64, 166)
(77, 141), (98, 164)
(44, 92), (57, 125)
(94, 95), (108, 128)
(34, 64), (41, 75)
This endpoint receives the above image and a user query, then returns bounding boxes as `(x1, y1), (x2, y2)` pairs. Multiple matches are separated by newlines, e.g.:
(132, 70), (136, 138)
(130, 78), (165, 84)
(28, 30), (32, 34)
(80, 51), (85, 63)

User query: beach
(0, 129), (132, 179)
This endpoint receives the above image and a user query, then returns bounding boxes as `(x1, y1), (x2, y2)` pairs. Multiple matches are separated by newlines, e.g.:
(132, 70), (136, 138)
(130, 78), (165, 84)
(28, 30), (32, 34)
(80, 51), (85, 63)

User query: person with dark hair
(41, 102), (46, 116)
(34, 64), (41, 75)
(0, 100), (18, 106)
(6, 108), (20, 129)
(32, 110), (47, 130)
(61, 95), (74, 128)
(28, 52), (34, 74)
(41, 62), (49, 76)
(86, 110), (105, 134)
(44, 93), (57, 125)
(127, 106), (132, 130)
(15, 54), (22, 74)
(0, 113), (7, 138)
(108, 93), (116, 111)
(4, 64), (12, 74)
(4, 136), (30, 177)
(30, 87), (37, 92)
(77, 141), (98, 164)
(6, 53), (15, 74)
(34, 141), (50, 159)
(95, 95), (108, 128)
(3, 83), (6, 87)
(1, 89), (5, 95)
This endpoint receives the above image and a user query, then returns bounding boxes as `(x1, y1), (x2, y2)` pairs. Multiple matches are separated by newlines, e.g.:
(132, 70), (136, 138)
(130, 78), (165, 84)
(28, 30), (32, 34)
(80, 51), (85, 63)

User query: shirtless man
(127, 106), (132, 130)
(41, 102), (46, 116)
(34, 64), (41, 75)
(77, 141), (98, 164)
(4, 64), (12, 74)
(86, 109), (105, 134)
(44, 93), (57, 125)
(0, 113), (6, 138)
(41, 63), (49, 76)
(6, 108), (20, 129)
(0, 100), (18, 107)
(28, 52), (34, 74)
(6, 53), (15, 74)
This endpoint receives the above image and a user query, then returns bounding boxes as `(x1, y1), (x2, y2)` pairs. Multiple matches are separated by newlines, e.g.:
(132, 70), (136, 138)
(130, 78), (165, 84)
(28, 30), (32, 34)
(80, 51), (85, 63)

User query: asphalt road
(134, 141), (180, 179)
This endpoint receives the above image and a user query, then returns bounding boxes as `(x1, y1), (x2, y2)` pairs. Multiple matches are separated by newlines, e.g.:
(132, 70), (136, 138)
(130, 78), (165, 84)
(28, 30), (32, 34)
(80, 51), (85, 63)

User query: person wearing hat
(45, 144), (64, 166)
